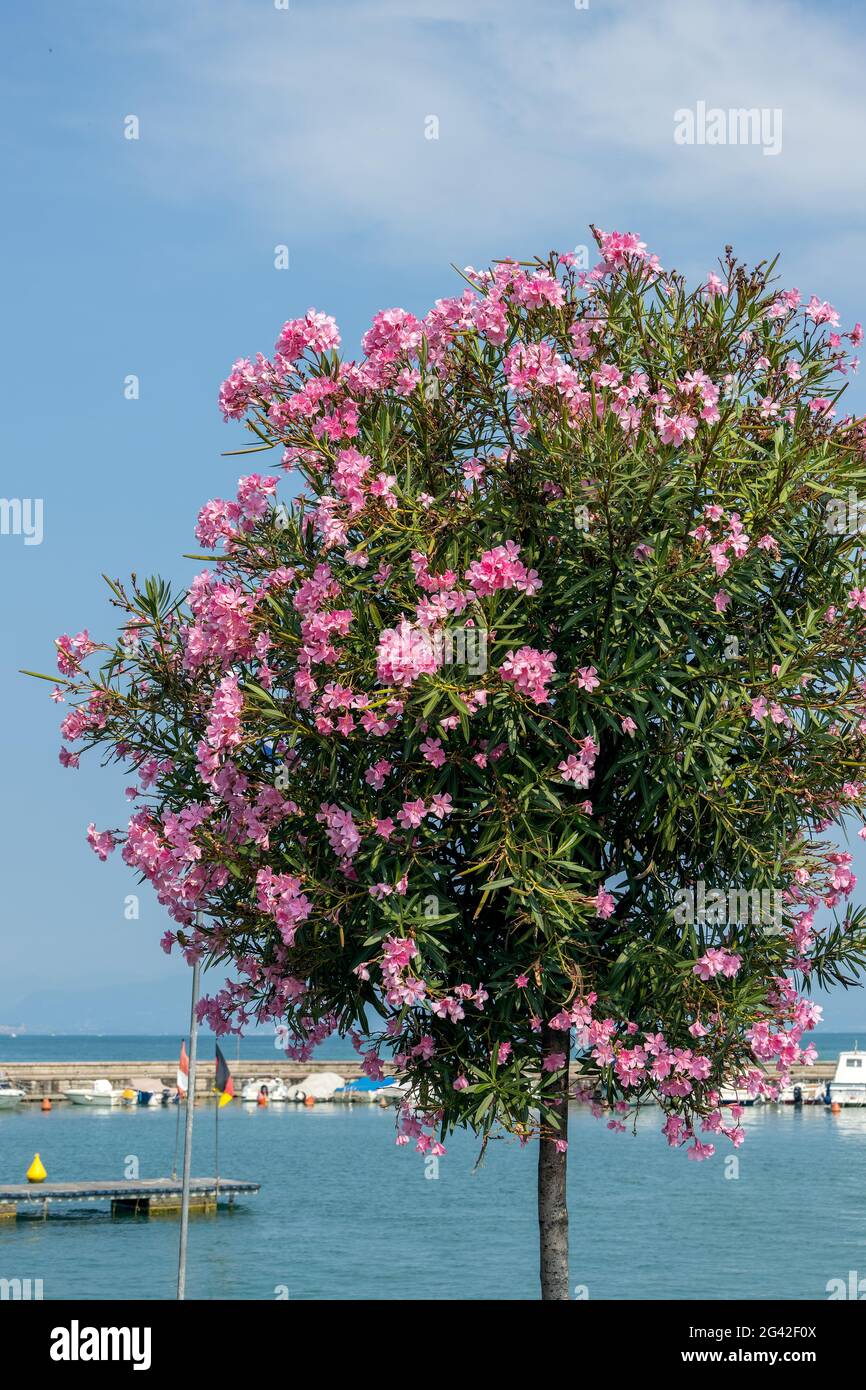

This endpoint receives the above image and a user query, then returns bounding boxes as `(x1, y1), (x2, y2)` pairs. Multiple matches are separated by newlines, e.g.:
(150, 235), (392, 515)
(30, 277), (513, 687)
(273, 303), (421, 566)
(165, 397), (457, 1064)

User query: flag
(214, 1044), (234, 1108)
(177, 1040), (189, 1098)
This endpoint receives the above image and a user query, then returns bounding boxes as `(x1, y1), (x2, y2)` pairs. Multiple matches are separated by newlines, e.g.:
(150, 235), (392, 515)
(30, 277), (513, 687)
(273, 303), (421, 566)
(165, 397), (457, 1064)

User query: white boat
(829, 1047), (866, 1106)
(372, 1079), (411, 1102)
(0, 1076), (25, 1109)
(776, 1079), (829, 1106)
(241, 1077), (291, 1103)
(63, 1078), (123, 1107)
(286, 1071), (345, 1101)
(719, 1085), (760, 1108)
(126, 1077), (170, 1106)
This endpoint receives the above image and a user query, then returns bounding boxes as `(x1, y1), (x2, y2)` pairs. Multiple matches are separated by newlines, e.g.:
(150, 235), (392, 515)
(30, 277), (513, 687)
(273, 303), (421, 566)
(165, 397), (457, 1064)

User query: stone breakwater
(4, 1058), (394, 1101)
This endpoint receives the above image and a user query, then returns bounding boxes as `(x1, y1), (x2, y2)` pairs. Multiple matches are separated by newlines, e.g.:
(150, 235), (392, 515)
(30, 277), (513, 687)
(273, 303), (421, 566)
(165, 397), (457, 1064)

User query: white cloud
(98, 0), (865, 326)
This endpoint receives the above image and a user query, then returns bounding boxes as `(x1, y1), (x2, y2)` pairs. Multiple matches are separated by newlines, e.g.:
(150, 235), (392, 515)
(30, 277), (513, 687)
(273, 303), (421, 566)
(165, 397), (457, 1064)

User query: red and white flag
(177, 1040), (189, 1098)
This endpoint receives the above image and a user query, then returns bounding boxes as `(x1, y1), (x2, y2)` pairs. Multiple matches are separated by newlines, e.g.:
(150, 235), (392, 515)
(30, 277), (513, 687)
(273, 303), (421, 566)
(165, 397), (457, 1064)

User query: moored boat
(63, 1078), (122, 1106)
(829, 1047), (866, 1106)
(286, 1071), (345, 1101)
(334, 1076), (399, 1103)
(127, 1076), (170, 1106)
(0, 1074), (25, 1109)
(776, 1079), (830, 1106)
(718, 1082), (759, 1107)
(241, 1077), (291, 1103)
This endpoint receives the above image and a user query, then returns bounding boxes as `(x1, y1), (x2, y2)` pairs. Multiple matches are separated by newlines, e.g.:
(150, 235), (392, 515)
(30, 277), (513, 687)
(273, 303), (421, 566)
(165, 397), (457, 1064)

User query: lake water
(1, 1094), (865, 1300)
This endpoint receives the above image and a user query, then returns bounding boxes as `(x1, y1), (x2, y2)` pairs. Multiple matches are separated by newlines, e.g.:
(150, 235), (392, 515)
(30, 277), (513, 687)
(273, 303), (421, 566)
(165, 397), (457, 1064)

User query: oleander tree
(35, 227), (866, 1299)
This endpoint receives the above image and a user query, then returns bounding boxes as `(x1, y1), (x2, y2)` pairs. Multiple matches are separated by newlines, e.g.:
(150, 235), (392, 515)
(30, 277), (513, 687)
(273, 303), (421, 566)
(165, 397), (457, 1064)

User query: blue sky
(2, 0), (866, 1031)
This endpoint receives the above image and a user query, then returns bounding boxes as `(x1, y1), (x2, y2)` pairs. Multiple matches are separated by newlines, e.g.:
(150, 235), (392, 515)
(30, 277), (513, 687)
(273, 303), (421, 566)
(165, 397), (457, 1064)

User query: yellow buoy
(26, 1153), (47, 1183)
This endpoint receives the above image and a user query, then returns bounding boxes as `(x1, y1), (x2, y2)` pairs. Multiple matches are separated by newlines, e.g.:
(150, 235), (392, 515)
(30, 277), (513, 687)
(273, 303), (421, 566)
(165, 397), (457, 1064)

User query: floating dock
(0, 1177), (260, 1220)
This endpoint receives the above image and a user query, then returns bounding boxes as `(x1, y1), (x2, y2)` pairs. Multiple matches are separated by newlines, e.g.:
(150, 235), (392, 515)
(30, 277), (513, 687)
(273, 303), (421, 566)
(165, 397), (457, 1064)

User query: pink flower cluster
(376, 619), (440, 688)
(316, 803), (362, 867)
(499, 646), (556, 705)
(86, 823), (115, 861)
(195, 474), (277, 549)
(558, 736), (599, 788)
(255, 867), (312, 947)
(692, 948), (742, 982)
(465, 542), (540, 598)
(56, 630), (97, 676)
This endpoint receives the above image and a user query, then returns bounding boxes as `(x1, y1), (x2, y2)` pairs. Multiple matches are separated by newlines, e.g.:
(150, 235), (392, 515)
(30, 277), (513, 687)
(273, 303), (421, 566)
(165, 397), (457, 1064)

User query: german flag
(214, 1044), (235, 1108)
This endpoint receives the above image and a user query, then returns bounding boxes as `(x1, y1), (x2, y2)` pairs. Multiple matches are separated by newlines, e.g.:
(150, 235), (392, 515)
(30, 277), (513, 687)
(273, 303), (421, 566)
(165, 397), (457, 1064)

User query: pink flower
(621, 716), (637, 736)
(594, 888), (616, 919)
(542, 1051), (567, 1071)
(497, 1042), (512, 1064)
(693, 948), (742, 982)
(559, 755), (584, 784)
(364, 758), (392, 789)
(805, 295), (840, 328)
(376, 619), (440, 688)
(687, 1140), (716, 1161)
(499, 646), (556, 705)
(657, 411), (698, 447)
(317, 803), (361, 864)
(420, 737), (446, 769)
(576, 665), (600, 692)
(465, 541), (541, 598)
(398, 798), (427, 830)
(429, 792), (453, 819)
(86, 823), (115, 861)
(713, 590), (730, 613)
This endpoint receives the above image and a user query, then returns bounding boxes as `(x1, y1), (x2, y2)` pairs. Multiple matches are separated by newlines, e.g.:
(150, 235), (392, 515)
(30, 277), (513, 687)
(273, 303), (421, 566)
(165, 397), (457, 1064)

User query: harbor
(1, 1057), (392, 1102)
(0, 1057), (843, 1103)
(2, 1035), (866, 1300)
(3, 1088), (866, 1300)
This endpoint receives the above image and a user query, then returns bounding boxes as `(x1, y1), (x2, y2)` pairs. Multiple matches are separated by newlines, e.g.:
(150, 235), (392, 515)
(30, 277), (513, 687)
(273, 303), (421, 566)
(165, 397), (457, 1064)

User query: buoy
(831, 1101), (842, 1115)
(257, 1093), (268, 1107)
(26, 1153), (47, 1183)
(304, 1094), (315, 1107)
(41, 1098), (52, 1112)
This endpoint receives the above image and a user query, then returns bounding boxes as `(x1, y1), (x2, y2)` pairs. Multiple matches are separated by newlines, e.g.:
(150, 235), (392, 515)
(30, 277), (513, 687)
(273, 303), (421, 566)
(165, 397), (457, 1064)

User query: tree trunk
(538, 1024), (570, 1300)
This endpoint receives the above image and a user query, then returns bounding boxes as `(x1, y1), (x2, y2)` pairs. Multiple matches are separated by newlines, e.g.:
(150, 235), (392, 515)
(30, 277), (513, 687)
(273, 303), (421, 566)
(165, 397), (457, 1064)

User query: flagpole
(171, 1039), (184, 1178)
(177, 951), (201, 1302)
(171, 1039), (183, 1180)
(215, 1095), (220, 1196)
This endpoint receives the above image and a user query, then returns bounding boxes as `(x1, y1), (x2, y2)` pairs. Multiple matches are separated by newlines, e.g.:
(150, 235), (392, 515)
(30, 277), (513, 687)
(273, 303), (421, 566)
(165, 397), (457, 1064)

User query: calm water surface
(1, 1099), (865, 1300)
